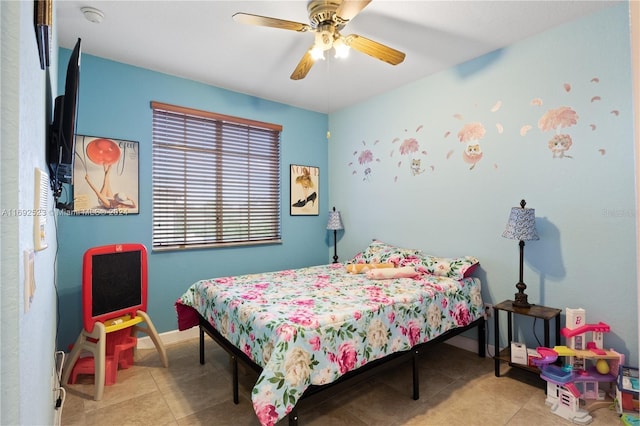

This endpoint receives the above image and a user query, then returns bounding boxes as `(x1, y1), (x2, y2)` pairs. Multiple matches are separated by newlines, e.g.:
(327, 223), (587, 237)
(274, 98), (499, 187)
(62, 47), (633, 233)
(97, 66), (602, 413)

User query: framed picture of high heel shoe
(290, 164), (319, 216)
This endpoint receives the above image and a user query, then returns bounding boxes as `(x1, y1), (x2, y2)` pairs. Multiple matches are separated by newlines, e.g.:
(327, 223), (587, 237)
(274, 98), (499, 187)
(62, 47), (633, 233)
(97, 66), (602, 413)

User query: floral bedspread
(175, 263), (483, 426)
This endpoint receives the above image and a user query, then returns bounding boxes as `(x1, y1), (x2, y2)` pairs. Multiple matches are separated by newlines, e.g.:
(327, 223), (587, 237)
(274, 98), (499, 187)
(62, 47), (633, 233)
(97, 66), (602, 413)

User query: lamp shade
(326, 209), (344, 231)
(502, 200), (539, 241)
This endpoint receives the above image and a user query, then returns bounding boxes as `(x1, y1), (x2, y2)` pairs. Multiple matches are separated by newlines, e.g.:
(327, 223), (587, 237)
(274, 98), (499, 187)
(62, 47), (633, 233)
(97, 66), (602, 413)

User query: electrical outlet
(483, 303), (494, 318)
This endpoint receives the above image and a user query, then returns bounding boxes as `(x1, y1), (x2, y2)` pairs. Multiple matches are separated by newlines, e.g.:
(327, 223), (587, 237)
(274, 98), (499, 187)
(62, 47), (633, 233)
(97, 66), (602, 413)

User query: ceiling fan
(233, 0), (406, 80)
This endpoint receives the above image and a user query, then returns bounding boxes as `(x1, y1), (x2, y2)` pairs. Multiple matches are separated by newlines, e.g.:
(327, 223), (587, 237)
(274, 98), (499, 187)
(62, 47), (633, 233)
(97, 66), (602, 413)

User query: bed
(175, 241), (485, 426)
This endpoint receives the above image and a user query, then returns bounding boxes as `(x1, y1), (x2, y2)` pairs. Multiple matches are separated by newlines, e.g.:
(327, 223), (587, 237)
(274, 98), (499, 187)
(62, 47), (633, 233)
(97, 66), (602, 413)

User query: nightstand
(493, 300), (562, 377)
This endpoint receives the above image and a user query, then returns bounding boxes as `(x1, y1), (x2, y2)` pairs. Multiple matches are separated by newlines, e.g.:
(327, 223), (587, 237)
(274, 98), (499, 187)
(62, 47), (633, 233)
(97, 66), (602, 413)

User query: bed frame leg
(232, 355), (239, 404)
(412, 349), (420, 400)
(477, 319), (486, 358)
(199, 326), (205, 365)
(288, 409), (298, 426)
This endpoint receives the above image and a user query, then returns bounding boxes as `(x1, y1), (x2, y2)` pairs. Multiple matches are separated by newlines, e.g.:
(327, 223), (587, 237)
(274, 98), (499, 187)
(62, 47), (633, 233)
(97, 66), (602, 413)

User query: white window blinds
(151, 101), (282, 250)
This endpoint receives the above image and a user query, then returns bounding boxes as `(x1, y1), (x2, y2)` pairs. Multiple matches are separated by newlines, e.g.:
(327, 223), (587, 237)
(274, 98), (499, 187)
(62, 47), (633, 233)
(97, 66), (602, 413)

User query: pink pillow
(366, 266), (418, 280)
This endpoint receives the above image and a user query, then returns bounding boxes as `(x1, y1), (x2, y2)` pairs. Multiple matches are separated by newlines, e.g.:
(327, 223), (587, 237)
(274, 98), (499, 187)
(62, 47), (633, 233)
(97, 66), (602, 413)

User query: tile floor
(61, 338), (623, 425)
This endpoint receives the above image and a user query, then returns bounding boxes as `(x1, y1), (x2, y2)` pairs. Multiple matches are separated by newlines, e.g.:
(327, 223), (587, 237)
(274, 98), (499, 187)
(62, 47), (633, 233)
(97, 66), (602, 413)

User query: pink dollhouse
(533, 308), (623, 425)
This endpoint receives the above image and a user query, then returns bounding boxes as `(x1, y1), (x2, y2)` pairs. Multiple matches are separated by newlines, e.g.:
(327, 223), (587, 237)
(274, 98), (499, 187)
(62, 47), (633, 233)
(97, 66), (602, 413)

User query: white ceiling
(56, 1), (619, 113)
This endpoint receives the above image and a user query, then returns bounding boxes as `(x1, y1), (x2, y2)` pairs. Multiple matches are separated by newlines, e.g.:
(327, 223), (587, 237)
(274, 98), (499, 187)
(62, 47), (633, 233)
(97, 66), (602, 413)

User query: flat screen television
(48, 38), (81, 207)
(82, 243), (148, 332)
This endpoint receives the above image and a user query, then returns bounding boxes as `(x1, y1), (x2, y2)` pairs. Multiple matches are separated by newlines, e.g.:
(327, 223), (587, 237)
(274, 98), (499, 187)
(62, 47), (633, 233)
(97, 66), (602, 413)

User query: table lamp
(327, 207), (344, 263)
(502, 199), (539, 308)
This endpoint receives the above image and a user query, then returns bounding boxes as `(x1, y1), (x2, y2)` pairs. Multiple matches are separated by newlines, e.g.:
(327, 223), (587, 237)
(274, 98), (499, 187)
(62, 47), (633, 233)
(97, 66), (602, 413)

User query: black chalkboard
(91, 250), (142, 317)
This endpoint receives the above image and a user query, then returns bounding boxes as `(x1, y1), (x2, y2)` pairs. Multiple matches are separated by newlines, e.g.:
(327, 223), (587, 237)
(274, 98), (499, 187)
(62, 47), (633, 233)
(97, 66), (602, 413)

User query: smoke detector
(81, 7), (104, 24)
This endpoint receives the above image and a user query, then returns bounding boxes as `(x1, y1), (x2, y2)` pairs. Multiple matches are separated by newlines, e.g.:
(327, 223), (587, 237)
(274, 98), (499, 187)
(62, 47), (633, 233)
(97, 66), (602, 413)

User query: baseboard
(444, 329), (495, 356)
(138, 325), (496, 356)
(137, 327), (199, 349)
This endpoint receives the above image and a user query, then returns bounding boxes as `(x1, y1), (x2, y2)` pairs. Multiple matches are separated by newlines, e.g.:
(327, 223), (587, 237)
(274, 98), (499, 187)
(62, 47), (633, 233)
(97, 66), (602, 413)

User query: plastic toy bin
(618, 365), (639, 411)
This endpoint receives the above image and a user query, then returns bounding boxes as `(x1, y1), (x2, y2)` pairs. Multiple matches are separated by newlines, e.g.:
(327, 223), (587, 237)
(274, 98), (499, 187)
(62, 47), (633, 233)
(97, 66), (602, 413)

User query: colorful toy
(595, 359), (609, 375)
(621, 413), (640, 426)
(533, 308), (623, 425)
(617, 365), (640, 413)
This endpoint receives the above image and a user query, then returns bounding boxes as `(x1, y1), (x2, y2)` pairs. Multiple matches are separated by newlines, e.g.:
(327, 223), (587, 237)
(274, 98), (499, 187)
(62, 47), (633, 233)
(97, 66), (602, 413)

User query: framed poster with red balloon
(72, 135), (139, 215)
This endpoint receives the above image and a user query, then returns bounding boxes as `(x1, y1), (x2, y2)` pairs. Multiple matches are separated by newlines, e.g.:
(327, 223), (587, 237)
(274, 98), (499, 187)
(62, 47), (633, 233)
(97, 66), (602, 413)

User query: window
(151, 101), (282, 250)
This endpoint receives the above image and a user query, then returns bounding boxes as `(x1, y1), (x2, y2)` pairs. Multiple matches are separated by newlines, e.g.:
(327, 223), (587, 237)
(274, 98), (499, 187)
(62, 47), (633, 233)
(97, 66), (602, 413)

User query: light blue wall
(329, 4), (638, 365)
(1, 1), (60, 425)
(55, 52), (329, 350)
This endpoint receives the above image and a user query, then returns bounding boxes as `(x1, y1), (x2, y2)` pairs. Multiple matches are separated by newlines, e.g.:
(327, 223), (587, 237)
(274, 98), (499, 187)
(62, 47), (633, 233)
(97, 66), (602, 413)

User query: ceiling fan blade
(232, 13), (311, 32)
(345, 34), (406, 65)
(290, 47), (316, 80)
(335, 0), (372, 21)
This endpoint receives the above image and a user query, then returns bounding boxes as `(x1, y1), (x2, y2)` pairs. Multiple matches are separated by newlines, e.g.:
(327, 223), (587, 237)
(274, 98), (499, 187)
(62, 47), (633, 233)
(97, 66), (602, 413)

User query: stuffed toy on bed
(365, 266), (419, 280)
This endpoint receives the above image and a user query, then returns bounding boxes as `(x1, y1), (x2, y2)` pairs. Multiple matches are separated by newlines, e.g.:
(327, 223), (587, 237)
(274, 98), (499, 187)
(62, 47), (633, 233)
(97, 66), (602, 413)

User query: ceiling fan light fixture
(333, 37), (350, 58)
(310, 30), (332, 61)
(315, 29), (333, 49)
(232, 0), (404, 80)
(310, 46), (325, 61)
